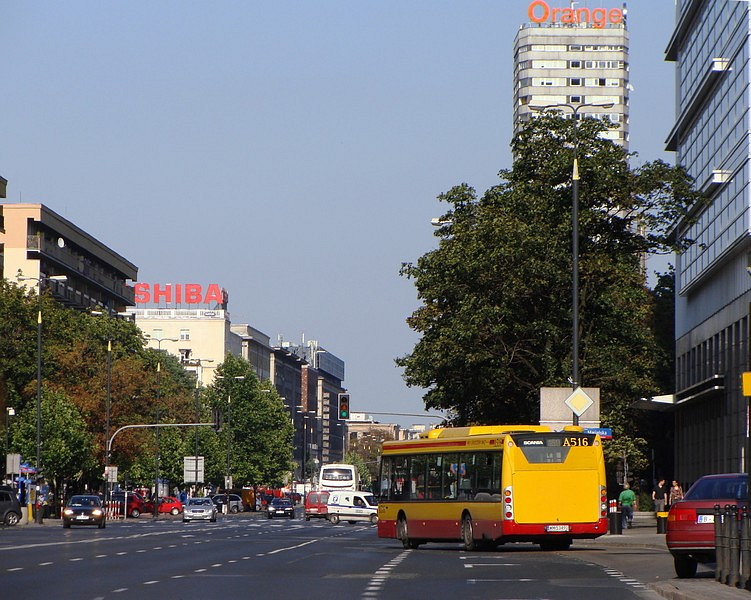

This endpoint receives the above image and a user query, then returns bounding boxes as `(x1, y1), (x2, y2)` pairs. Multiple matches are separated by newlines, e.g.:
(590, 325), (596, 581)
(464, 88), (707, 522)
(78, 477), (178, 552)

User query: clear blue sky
(1, 1), (676, 428)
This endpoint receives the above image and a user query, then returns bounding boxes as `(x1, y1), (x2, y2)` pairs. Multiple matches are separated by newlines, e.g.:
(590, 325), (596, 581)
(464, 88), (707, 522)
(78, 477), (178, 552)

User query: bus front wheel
(461, 514), (476, 551)
(397, 516), (420, 549)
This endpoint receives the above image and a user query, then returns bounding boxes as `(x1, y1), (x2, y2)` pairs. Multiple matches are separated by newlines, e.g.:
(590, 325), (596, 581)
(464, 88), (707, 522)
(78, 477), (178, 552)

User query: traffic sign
(565, 386), (594, 417)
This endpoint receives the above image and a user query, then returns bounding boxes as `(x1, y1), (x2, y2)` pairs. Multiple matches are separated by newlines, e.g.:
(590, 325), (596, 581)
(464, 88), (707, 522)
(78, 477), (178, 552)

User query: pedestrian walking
(652, 479), (668, 514)
(618, 482), (636, 529)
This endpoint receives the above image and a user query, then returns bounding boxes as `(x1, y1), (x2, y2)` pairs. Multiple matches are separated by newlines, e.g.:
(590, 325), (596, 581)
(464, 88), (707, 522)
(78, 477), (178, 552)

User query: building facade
(666, 0), (751, 482)
(513, 3), (630, 147)
(1, 202), (137, 312)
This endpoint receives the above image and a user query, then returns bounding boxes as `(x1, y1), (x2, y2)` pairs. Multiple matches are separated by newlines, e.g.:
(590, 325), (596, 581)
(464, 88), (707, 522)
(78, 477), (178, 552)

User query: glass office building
(666, 0), (751, 482)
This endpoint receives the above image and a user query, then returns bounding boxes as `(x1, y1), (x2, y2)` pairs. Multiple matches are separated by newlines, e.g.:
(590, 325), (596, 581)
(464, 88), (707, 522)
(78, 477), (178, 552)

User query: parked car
(666, 473), (748, 578)
(304, 491), (330, 521)
(212, 493), (243, 514)
(267, 497), (295, 519)
(63, 495), (106, 529)
(144, 496), (183, 515)
(110, 491), (148, 518)
(0, 485), (22, 526)
(183, 497), (218, 523)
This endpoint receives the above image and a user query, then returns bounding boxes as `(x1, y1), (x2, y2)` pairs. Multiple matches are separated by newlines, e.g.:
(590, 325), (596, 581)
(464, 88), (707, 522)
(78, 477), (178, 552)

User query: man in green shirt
(618, 483), (636, 529)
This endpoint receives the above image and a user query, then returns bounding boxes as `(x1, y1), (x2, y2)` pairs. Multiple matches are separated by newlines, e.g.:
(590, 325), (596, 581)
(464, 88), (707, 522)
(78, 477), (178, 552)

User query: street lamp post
(529, 102), (613, 425)
(185, 358), (213, 495)
(216, 375), (245, 512)
(4, 407), (15, 481)
(145, 335), (177, 518)
(17, 270), (67, 523)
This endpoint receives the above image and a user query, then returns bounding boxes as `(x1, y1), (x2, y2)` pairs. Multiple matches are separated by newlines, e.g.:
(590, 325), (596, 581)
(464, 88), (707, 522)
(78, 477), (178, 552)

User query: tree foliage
(208, 354), (294, 488)
(398, 115), (698, 442)
(0, 281), (294, 495)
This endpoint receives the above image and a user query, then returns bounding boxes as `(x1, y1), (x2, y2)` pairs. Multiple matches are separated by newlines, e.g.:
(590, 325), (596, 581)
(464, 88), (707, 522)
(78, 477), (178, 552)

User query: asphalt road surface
(0, 513), (670, 600)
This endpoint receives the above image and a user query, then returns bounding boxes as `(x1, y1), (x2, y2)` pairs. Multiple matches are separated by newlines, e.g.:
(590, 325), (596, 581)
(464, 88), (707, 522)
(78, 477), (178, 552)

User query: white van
(327, 491), (378, 525)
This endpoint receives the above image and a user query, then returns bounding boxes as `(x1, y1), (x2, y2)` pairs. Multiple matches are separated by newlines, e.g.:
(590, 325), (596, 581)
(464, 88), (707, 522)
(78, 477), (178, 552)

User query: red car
(666, 473), (748, 578)
(143, 496), (184, 515)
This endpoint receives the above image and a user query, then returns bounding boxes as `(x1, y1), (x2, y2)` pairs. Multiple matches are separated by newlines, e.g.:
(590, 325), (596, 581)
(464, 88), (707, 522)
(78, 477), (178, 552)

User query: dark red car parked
(666, 473), (748, 578)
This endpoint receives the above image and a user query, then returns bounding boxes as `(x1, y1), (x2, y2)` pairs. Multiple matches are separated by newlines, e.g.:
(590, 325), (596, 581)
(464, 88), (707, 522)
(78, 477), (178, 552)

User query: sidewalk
(586, 512), (751, 600)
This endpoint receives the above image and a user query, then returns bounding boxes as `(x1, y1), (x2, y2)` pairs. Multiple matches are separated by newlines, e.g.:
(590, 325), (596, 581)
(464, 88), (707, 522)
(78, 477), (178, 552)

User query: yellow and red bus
(377, 424), (608, 550)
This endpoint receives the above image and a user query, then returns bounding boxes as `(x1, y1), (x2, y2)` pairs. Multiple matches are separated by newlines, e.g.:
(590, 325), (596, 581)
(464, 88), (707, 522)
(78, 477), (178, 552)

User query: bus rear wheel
(397, 515), (420, 549)
(461, 514), (476, 551)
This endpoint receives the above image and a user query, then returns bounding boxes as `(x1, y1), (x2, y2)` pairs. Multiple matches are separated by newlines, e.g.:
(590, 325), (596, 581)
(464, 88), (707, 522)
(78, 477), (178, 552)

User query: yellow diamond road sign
(565, 386), (594, 417)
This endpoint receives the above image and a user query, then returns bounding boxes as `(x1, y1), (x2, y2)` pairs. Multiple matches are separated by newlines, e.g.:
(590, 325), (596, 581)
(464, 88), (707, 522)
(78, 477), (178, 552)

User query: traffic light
(212, 407), (223, 432)
(338, 393), (350, 420)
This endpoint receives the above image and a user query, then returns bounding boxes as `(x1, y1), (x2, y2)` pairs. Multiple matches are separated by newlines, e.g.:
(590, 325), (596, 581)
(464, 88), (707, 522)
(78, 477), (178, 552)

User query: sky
(1, 1), (677, 428)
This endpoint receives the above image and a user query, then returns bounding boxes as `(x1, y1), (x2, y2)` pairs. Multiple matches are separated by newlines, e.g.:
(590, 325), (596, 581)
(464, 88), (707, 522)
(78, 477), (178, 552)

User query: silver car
(183, 497), (217, 523)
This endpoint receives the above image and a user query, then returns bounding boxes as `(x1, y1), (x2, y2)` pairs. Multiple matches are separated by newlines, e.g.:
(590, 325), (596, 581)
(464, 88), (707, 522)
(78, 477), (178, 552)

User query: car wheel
(674, 554), (698, 578)
(348, 521), (356, 524)
(305, 516), (311, 521)
(210, 516), (216, 523)
(171, 508), (179, 516)
(230, 506), (239, 514)
(370, 514), (378, 525)
(99, 521), (106, 529)
(183, 519), (189, 523)
(290, 513), (295, 520)
(63, 520), (71, 529)
(461, 514), (476, 551)
(267, 513), (273, 519)
(329, 514), (340, 525)
(130, 508), (140, 518)
(5, 511), (20, 526)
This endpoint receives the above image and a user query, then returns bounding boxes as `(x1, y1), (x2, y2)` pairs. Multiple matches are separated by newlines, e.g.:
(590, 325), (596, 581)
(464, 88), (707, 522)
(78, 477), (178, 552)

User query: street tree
(209, 354), (293, 488)
(9, 388), (96, 498)
(398, 114), (698, 450)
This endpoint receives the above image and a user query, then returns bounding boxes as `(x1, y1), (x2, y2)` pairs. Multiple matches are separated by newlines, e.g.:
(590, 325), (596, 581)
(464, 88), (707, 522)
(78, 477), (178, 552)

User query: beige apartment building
(0, 202), (137, 311)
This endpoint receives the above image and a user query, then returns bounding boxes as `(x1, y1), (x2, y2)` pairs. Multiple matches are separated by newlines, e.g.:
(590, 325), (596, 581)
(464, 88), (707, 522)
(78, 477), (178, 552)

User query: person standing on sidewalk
(618, 483), (636, 529)
(668, 480), (684, 508)
(652, 479), (668, 514)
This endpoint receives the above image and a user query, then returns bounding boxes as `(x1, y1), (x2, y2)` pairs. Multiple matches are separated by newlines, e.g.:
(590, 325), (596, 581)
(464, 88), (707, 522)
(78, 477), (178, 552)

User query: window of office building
(532, 59), (567, 69)
(570, 77), (582, 86)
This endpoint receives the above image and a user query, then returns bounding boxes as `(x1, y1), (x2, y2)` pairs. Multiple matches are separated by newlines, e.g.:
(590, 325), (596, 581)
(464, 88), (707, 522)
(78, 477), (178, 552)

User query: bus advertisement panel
(377, 425), (607, 551)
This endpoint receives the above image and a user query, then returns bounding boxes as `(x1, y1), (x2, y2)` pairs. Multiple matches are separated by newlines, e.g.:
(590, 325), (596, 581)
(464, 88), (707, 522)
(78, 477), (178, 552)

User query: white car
(183, 497), (217, 523)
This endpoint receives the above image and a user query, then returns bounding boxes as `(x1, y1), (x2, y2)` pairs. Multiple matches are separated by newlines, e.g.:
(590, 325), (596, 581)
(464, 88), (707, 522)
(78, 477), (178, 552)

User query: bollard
(739, 507), (751, 589)
(656, 511), (668, 534)
(716, 504), (725, 582)
(609, 511), (622, 535)
(728, 505), (740, 587)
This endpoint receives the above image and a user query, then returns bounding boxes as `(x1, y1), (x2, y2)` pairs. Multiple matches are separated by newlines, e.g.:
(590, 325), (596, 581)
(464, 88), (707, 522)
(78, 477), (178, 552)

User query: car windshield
(273, 499), (292, 507)
(69, 496), (100, 507)
(189, 498), (212, 506)
(685, 476), (748, 501)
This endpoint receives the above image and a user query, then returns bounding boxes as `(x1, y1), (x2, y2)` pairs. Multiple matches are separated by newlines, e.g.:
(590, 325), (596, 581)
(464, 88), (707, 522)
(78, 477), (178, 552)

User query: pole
(154, 362), (160, 518)
(303, 415), (307, 490)
(106, 339), (111, 503)
(226, 390), (232, 498)
(572, 152), (580, 427)
(194, 379), (200, 492)
(35, 291), (43, 524)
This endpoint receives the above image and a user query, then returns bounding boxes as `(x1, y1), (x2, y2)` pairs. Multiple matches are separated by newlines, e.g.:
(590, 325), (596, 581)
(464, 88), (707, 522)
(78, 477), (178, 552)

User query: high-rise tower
(513, 2), (630, 148)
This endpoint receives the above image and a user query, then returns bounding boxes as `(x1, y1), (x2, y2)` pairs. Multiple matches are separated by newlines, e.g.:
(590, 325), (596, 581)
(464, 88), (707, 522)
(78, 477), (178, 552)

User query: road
(0, 512), (678, 600)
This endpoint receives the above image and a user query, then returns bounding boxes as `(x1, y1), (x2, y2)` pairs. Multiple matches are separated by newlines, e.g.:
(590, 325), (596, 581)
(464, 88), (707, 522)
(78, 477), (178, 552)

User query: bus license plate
(697, 515), (714, 524)
(545, 525), (570, 532)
